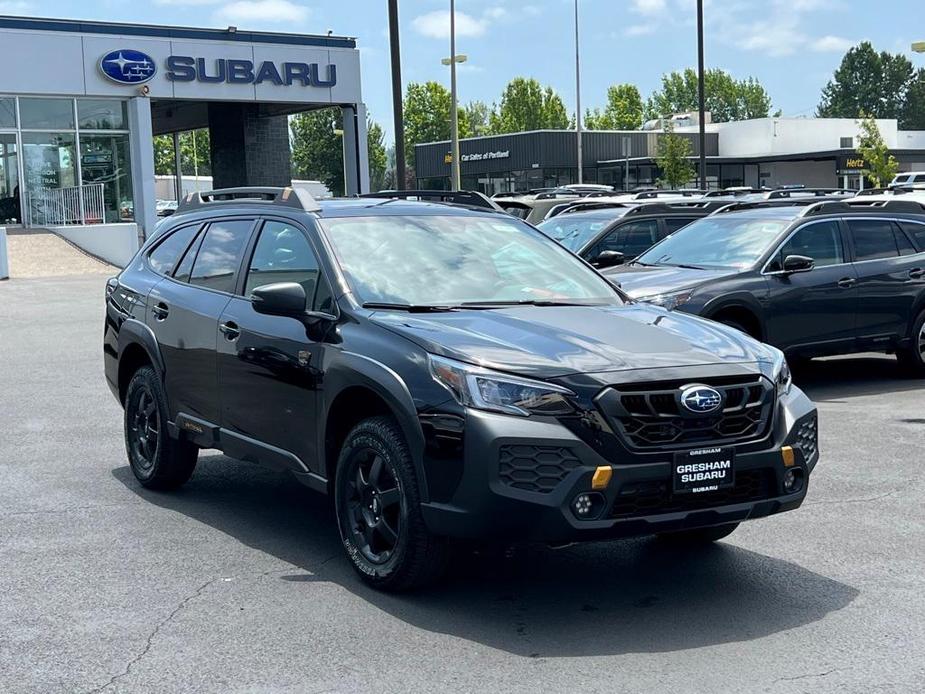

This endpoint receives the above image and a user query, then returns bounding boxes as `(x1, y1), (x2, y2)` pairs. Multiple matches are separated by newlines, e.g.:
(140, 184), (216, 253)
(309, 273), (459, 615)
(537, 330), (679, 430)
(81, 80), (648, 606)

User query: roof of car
(313, 198), (507, 219)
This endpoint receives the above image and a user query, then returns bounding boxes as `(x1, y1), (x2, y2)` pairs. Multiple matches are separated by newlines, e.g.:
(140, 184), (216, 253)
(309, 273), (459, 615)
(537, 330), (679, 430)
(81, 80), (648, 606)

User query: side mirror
(594, 250), (625, 268)
(251, 282), (307, 316)
(782, 254), (814, 274)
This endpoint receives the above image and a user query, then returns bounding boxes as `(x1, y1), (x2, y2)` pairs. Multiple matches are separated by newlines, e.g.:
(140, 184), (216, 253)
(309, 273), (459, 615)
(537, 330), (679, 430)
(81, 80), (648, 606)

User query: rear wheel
(656, 523), (739, 545)
(334, 416), (451, 591)
(897, 309), (925, 376)
(124, 366), (197, 490)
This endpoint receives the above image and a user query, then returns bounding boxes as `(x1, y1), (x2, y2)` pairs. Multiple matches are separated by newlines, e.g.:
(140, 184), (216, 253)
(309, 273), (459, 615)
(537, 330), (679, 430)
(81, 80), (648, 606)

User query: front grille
(796, 415), (818, 462)
(498, 444), (581, 493)
(609, 468), (776, 518)
(597, 376), (775, 451)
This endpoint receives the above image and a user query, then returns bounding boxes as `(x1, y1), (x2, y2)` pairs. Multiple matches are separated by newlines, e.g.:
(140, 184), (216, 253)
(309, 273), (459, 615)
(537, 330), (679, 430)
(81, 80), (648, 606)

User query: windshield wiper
(362, 302), (459, 312)
(673, 263), (708, 270)
(460, 299), (605, 308)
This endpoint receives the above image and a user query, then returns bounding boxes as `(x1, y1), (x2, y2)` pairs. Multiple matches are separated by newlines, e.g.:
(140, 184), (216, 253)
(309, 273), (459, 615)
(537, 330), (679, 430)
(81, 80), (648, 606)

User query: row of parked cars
(106, 181), (924, 591)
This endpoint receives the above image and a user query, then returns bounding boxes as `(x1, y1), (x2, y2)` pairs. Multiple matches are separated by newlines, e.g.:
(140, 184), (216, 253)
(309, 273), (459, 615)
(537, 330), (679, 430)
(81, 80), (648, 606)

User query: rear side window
(847, 219), (899, 261)
(147, 224), (199, 275)
(913, 175), (925, 184)
(900, 221), (925, 251)
(595, 219), (658, 258)
(663, 217), (698, 235)
(894, 226), (917, 256)
(189, 220), (253, 293)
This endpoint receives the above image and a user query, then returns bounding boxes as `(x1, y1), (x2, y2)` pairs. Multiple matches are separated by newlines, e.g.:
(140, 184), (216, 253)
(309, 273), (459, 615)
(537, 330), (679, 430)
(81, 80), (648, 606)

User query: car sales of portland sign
(99, 49), (337, 88)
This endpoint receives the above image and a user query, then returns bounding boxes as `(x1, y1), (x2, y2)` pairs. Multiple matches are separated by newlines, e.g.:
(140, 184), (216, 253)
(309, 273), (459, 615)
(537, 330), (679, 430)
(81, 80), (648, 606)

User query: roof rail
(624, 200), (731, 216)
(556, 201), (636, 215)
(633, 189), (703, 200)
(359, 189), (502, 211)
(766, 188), (854, 199)
(710, 198), (837, 215)
(177, 186), (321, 213)
(801, 199), (925, 216)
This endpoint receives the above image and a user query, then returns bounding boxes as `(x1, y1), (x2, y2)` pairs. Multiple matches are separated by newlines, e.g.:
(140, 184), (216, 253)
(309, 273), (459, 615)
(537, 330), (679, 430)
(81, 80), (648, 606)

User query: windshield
(320, 214), (622, 307)
(635, 216), (790, 269)
(537, 215), (619, 252)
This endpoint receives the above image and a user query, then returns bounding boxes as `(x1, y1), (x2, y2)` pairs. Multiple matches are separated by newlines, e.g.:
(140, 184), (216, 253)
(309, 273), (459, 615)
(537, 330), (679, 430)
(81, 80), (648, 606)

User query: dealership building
(414, 117), (925, 195)
(0, 16), (368, 265)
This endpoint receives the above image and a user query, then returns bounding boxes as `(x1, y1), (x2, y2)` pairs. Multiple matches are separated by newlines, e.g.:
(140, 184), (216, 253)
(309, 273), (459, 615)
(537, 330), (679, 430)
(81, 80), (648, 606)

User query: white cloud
(154, 0), (220, 5)
(625, 23), (657, 37)
(811, 35), (854, 53)
(0, 0), (34, 12)
(483, 7), (507, 21)
(631, 0), (667, 15)
(214, 0), (310, 26)
(411, 10), (488, 39)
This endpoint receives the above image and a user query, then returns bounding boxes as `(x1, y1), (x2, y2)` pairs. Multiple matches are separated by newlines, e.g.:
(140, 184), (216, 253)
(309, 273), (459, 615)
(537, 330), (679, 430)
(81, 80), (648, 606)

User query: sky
(2, 0), (924, 143)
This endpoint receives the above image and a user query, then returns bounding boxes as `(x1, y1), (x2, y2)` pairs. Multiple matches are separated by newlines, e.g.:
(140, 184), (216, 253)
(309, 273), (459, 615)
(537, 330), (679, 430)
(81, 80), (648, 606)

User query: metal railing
(26, 183), (105, 226)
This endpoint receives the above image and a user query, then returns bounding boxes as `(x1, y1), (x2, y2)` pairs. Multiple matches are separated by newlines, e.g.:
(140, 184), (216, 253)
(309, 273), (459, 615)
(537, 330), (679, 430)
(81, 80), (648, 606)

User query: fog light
(783, 468), (803, 493)
(571, 492), (605, 520)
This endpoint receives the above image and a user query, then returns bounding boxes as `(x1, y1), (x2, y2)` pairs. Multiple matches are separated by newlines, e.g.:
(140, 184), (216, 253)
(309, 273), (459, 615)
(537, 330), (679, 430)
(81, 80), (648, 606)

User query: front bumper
(420, 385), (817, 544)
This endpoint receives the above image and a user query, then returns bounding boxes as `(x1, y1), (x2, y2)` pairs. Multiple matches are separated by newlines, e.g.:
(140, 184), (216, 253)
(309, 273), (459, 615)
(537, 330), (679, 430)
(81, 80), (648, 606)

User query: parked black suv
(105, 187), (818, 590)
(538, 201), (728, 268)
(606, 198), (925, 372)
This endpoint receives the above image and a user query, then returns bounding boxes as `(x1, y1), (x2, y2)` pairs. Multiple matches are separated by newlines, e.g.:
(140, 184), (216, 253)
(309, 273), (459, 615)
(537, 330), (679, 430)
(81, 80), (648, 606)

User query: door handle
(909, 268), (925, 279)
(836, 277), (857, 288)
(219, 321), (240, 341)
(152, 302), (169, 320)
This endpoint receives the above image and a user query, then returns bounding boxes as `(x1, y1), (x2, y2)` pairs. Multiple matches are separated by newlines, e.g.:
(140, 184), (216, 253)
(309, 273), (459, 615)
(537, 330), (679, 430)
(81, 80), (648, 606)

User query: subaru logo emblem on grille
(100, 49), (157, 85)
(680, 385), (723, 414)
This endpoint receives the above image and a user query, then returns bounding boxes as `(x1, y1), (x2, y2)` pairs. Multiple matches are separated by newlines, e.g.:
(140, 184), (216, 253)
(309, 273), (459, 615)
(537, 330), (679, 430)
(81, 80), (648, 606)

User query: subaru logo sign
(680, 385), (723, 414)
(100, 49), (157, 85)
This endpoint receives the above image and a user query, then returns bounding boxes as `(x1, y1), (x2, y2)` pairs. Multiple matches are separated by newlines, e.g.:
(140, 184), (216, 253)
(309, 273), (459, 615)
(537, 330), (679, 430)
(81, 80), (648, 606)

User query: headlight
(637, 288), (695, 311)
(429, 354), (575, 417)
(768, 347), (792, 395)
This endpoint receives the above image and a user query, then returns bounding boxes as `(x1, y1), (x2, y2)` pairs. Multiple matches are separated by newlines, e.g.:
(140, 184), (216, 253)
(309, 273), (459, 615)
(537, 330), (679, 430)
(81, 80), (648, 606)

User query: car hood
(369, 304), (771, 379)
(604, 264), (739, 299)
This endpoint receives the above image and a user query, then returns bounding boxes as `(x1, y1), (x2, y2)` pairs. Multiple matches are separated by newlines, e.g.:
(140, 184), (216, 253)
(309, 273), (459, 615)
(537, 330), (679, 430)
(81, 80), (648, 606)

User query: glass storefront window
(0, 135), (20, 223)
(81, 133), (134, 222)
(19, 98), (75, 130)
(22, 132), (78, 224)
(0, 98), (15, 129)
(78, 100), (128, 130)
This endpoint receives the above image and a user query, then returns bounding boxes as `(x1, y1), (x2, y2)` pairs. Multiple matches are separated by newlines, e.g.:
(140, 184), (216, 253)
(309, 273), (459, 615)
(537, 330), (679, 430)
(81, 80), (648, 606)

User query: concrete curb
(0, 227), (9, 280)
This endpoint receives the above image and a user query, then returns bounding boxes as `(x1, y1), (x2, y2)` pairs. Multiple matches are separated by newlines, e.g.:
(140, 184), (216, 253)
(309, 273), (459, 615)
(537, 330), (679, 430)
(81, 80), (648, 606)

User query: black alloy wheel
(128, 385), (160, 471)
(343, 447), (403, 564)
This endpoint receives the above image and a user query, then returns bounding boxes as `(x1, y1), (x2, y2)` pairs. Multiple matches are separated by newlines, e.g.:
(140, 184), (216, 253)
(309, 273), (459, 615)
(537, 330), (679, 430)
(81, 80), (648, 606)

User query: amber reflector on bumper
(591, 466), (613, 490)
(781, 446), (796, 467)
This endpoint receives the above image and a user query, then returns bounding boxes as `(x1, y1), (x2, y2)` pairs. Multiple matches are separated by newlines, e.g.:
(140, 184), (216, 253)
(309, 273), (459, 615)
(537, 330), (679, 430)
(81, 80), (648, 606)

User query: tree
(900, 68), (925, 130)
(857, 114), (898, 188)
(817, 42), (915, 123)
(462, 100), (495, 137)
(489, 78), (570, 133)
(152, 129), (212, 177)
(584, 84), (644, 130)
(290, 108), (388, 196)
(646, 69), (772, 123)
(402, 81), (470, 170)
(655, 121), (695, 189)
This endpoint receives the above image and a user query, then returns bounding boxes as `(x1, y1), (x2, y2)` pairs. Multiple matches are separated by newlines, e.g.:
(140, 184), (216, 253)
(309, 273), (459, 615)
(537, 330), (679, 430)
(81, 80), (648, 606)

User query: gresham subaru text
(104, 188), (818, 591)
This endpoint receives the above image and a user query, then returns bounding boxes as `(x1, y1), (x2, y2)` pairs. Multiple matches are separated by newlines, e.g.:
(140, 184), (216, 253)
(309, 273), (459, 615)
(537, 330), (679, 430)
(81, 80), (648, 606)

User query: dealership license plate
(672, 447), (735, 494)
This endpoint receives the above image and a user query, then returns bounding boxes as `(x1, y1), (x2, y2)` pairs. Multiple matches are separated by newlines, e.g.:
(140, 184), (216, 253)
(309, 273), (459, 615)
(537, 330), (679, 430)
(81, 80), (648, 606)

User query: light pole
(913, 41), (925, 53)
(696, 0), (707, 190)
(388, 0), (406, 190)
(444, 0), (463, 191)
(574, 0), (583, 184)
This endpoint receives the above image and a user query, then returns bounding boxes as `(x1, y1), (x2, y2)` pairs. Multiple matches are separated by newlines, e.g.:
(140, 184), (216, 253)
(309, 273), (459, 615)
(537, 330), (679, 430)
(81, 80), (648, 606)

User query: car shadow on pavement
(793, 354), (924, 402)
(113, 459), (858, 658)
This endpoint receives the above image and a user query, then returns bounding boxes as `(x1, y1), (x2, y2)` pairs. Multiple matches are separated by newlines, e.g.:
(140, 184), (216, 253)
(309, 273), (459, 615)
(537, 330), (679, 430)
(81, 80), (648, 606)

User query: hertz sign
(837, 154), (868, 175)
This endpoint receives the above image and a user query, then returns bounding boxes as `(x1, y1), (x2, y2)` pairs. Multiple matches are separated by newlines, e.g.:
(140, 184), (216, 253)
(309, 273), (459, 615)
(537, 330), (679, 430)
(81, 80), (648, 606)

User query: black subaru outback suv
(606, 198), (925, 372)
(105, 187), (818, 590)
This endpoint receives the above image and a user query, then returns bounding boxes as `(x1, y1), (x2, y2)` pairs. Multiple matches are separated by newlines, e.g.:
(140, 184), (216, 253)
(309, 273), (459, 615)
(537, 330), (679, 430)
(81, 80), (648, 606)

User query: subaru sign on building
(0, 16), (368, 266)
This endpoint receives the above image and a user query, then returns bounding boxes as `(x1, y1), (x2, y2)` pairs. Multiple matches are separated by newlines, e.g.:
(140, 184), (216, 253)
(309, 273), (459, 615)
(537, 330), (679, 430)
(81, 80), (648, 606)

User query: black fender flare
(701, 293), (767, 339)
(117, 318), (166, 382)
(320, 350), (430, 500)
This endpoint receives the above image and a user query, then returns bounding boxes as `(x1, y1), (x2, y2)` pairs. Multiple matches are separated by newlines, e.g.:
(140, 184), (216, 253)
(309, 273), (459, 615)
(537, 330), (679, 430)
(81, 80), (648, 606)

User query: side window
(894, 225), (917, 256)
(189, 219), (253, 293)
(847, 219), (899, 262)
(663, 217), (698, 235)
(777, 221), (845, 269)
(913, 175), (925, 184)
(245, 221), (327, 309)
(172, 227), (204, 283)
(597, 220), (658, 257)
(900, 221), (925, 251)
(147, 224), (199, 275)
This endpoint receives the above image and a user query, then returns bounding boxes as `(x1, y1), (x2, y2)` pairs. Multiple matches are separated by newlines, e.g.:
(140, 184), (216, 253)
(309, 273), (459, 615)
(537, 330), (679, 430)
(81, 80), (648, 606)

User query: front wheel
(124, 366), (198, 490)
(897, 308), (925, 376)
(656, 523), (739, 545)
(334, 416), (451, 591)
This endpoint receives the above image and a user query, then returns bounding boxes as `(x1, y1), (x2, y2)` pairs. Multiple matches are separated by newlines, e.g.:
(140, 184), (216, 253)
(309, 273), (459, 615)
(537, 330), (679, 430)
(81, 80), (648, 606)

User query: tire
(124, 365), (197, 490)
(334, 416), (451, 591)
(897, 308), (925, 377)
(656, 522), (739, 545)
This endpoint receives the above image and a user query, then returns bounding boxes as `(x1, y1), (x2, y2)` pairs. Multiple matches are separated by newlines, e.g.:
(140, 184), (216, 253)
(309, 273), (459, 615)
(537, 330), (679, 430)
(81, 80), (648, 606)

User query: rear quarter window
(900, 221), (925, 252)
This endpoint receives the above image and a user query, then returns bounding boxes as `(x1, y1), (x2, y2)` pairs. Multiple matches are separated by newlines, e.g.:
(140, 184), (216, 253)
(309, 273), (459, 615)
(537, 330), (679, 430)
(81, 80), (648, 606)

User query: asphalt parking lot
(1, 273), (924, 694)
